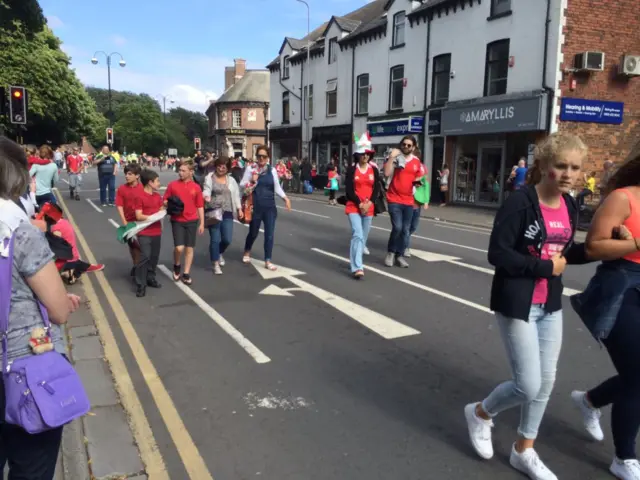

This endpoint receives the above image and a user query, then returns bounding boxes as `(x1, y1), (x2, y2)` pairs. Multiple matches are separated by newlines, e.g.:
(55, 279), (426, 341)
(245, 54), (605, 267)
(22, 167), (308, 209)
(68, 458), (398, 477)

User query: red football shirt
(163, 179), (204, 223)
(345, 165), (375, 217)
(66, 155), (83, 174)
(115, 183), (143, 222)
(386, 155), (425, 206)
(134, 191), (164, 236)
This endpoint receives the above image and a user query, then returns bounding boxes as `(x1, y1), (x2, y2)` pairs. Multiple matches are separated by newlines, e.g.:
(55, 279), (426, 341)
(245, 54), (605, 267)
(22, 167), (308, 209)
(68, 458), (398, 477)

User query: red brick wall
(558, 0), (640, 178)
(217, 104), (267, 130)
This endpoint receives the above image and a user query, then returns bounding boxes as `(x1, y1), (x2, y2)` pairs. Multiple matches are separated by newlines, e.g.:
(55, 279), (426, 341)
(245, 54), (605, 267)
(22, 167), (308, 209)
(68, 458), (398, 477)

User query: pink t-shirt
(532, 197), (572, 304)
(50, 219), (79, 262)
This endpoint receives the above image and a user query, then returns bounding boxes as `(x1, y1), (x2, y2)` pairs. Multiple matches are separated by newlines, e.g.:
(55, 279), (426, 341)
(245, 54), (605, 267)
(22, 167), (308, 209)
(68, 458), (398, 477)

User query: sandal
(242, 255), (251, 264)
(181, 273), (192, 286)
(265, 262), (277, 272)
(172, 264), (181, 281)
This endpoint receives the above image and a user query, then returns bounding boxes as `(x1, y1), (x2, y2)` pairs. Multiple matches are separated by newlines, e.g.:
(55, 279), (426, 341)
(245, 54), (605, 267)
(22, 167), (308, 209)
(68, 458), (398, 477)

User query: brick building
(556, 0), (640, 181)
(206, 59), (270, 159)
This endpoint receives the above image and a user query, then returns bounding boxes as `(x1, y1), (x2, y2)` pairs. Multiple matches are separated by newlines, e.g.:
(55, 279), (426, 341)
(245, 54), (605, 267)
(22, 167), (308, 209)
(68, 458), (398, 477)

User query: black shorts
(171, 220), (198, 247)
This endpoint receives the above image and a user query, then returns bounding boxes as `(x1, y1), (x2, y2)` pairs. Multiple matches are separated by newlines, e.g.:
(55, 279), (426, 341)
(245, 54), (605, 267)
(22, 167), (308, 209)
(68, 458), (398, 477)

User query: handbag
(0, 234), (90, 434)
(440, 184), (449, 192)
(204, 205), (223, 227)
(241, 194), (253, 224)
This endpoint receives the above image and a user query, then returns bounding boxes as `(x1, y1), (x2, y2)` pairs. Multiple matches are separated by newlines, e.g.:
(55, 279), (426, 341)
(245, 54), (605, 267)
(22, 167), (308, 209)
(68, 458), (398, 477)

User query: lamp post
(91, 51), (126, 127)
(296, 0), (311, 161)
(157, 94), (175, 159)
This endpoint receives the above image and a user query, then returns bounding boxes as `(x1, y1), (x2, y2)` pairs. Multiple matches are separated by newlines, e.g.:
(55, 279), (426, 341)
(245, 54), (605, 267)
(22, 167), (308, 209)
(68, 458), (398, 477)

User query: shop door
(475, 143), (505, 206)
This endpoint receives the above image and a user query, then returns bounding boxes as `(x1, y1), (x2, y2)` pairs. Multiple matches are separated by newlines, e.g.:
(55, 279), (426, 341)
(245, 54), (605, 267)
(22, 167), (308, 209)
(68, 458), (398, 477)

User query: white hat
(353, 132), (375, 155)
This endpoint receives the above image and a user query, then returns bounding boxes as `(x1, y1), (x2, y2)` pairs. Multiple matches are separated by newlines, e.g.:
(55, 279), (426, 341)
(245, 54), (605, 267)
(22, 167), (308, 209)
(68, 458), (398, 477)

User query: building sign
(440, 94), (547, 135)
(227, 129), (246, 135)
(559, 98), (624, 125)
(367, 116), (424, 137)
(247, 110), (257, 122)
(312, 124), (352, 141)
(428, 109), (441, 136)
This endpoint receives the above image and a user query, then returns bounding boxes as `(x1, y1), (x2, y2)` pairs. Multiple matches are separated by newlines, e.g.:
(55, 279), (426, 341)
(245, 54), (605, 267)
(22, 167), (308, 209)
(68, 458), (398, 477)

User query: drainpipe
(350, 43), (356, 156)
(541, 0), (554, 133)
(300, 59), (304, 157)
(421, 14), (432, 169)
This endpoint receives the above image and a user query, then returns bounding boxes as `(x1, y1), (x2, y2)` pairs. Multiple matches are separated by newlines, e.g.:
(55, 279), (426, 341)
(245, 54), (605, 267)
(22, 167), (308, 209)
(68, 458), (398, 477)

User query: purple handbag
(0, 234), (90, 434)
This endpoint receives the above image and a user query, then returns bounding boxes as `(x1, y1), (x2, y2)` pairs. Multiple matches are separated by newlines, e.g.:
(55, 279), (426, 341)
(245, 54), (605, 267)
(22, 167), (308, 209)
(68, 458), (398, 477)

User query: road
(59, 169), (614, 480)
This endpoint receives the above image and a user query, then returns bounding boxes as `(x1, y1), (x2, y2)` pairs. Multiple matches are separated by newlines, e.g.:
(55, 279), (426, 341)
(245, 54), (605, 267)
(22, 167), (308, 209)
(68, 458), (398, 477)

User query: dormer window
(282, 55), (290, 79)
(392, 12), (405, 47)
(328, 38), (338, 64)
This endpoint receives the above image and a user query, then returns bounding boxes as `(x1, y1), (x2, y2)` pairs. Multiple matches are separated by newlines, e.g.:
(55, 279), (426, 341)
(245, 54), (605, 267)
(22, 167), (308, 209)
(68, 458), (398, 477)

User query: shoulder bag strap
(0, 235), (15, 372)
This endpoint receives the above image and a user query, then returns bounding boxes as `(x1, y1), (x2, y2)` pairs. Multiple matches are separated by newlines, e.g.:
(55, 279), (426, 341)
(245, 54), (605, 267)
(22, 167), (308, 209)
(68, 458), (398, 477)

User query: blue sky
(40, 0), (372, 113)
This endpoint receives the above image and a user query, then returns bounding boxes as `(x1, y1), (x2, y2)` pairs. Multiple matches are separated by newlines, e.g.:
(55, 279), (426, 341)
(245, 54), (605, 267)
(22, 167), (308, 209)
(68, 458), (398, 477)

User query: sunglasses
(401, 143), (414, 148)
(256, 154), (268, 160)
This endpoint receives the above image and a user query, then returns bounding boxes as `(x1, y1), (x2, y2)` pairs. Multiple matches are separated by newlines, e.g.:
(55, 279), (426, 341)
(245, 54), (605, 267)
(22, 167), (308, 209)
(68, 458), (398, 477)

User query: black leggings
(588, 288), (640, 460)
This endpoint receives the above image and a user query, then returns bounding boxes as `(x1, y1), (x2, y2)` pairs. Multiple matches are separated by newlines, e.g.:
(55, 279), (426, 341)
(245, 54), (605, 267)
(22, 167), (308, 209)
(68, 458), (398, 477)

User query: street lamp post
(91, 51), (126, 127)
(296, 0), (311, 161)
(157, 94), (175, 158)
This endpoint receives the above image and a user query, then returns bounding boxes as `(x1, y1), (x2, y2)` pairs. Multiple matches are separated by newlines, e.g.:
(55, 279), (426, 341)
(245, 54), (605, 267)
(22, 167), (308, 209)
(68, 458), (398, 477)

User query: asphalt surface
(60, 168), (615, 480)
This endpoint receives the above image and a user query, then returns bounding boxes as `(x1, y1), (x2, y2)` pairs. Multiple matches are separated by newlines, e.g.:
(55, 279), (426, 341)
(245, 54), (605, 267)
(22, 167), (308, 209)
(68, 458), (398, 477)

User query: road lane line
(56, 195), (214, 480)
(369, 225), (488, 253)
(86, 198), (103, 213)
(311, 248), (493, 314)
(433, 223), (491, 235)
(234, 219), (264, 233)
(276, 206), (330, 218)
(61, 178), (69, 185)
(157, 265), (271, 363)
(108, 218), (120, 228)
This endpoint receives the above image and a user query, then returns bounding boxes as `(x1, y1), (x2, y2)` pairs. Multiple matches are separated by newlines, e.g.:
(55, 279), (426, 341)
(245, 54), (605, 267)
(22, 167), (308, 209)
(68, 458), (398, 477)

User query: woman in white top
(437, 164), (450, 206)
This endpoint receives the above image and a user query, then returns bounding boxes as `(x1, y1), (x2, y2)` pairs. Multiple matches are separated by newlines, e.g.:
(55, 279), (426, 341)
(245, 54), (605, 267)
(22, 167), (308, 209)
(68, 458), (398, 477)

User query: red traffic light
(12, 90), (22, 98)
(107, 129), (113, 134)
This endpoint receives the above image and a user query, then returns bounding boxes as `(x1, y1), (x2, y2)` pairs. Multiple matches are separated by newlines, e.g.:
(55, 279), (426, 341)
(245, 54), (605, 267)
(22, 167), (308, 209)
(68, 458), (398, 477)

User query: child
(326, 165), (339, 205)
(115, 163), (143, 275)
(133, 169), (164, 297)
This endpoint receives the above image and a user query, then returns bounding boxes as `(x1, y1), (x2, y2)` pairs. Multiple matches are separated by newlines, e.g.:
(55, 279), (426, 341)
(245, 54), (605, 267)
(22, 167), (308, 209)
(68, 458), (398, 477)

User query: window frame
(282, 91), (290, 124)
(326, 79), (338, 117)
(232, 109), (242, 128)
(356, 74), (370, 115)
(431, 54), (451, 105)
(490, 0), (512, 16)
(392, 12), (406, 47)
(484, 39), (510, 97)
(282, 55), (290, 79)
(308, 84), (313, 119)
(388, 65), (404, 111)
(328, 37), (338, 64)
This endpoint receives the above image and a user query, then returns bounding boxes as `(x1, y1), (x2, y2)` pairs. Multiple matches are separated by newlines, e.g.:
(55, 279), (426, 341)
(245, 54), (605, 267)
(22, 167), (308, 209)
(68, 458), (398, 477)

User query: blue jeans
(35, 192), (57, 207)
(208, 216), (234, 262)
(482, 305), (563, 439)
(99, 174), (115, 204)
(387, 202), (414, 256)
(348, 213), (372, 272)
(407, 207), (421, 249)
(244, 207), (277, 262)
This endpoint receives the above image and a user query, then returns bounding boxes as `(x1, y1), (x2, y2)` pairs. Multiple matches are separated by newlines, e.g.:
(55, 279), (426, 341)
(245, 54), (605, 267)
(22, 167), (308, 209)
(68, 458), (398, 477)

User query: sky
(39, 0), (373, 113)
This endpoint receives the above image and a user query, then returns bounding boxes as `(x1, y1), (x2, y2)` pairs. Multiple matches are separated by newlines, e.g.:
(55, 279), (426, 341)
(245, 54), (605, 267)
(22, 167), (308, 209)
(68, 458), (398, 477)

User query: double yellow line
(55, 191), (214, 480)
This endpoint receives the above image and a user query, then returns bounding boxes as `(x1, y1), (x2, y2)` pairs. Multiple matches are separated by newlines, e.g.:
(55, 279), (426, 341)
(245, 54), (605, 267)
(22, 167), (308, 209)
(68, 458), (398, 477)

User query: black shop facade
(437, 90), (550, 207)
(269, 125), (302, 161)
(311, 124), (352, 175)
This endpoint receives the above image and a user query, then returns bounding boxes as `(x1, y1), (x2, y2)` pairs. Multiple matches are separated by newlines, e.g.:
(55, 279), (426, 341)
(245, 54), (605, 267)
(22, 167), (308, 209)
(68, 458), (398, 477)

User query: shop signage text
(227, 128), (245, 135)
(367, 116), (424, 137)
(428, 109), (441, 135)
(559, 98), (624, 125)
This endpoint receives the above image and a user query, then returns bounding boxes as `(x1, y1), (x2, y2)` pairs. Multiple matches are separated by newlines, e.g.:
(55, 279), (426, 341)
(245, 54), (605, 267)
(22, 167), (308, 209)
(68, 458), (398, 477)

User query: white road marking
(259, 284), (295, 296)
(108, 218), (120, 228)
(432, 223), (491, 235)
(86, 198), (103, 213)
(311, 248), (493, 314)
(157, 264), (271, 364)
(369, 225), (488, 253)
(61, 178), (69, 184)
(234, 219), (264, 233)
(277, 206), (330, 218)
(250, 260), (420, 339)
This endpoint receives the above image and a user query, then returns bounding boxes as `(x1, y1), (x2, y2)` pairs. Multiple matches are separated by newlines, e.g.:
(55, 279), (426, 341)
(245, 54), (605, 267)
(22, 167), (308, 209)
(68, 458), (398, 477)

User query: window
(282, 55), (290, 79)
(431, 54), (451, 105)
(491, 0), (511, 16)
(304, 85), (314, 119)
(389, 65), (404, 111)
(282, 92), (290, 124)
(393, 12), (405, 47)
(328, 38), (338, 64)
(326, 79), (337, 116)
(357, 74), (369, 115)
(232, 109), (242, 128)
(484, 39), (510, 96)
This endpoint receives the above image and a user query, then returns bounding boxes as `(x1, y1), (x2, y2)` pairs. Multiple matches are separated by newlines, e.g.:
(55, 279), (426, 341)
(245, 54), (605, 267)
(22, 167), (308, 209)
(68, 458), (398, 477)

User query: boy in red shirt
(66, 147), (83, 200)
(133, 169), (164, 297)
(383, 135), (425, 268)
(163, 159), (204, 285)
(115, 163), (143, 273)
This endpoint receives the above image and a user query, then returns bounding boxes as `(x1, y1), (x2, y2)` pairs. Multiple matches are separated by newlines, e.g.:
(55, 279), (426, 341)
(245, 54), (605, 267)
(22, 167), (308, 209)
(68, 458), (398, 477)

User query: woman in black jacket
(463, 133), (590, 480)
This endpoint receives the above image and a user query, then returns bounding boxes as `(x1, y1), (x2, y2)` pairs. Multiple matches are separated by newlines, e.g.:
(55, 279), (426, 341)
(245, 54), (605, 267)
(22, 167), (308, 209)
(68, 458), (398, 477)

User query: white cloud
(110, 35), (127, 47)
(46, 15), (64, 29)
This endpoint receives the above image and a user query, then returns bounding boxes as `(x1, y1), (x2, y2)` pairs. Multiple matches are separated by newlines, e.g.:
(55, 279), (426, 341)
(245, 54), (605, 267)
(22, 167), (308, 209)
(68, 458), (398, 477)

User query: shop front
(269, 125), (301, 161)
(311, 124), (352, 176)
(440, 91), (549, 207)
(367, 115), (424, 169)
(426, 108), (445, 201)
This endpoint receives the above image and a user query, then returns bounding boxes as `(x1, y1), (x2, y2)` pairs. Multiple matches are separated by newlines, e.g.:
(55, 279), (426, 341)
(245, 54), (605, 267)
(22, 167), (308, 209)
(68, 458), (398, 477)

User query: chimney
(224, 66), (235, 91)
(234, 59), (246, 81)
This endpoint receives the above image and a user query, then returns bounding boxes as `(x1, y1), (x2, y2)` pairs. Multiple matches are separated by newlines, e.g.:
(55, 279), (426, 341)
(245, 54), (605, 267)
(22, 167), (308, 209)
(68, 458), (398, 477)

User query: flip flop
(265, 263), (277, 271)
(242, 255), (251, 264)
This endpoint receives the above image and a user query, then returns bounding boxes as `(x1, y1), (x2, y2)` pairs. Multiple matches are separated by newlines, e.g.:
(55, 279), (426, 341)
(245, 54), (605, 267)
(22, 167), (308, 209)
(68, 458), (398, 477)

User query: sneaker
(404, 248), (412, 258)
(464, 403), (494, 460)
(610, 457), (640, 480)
(136, 285), (146, 298)
(396, 256), (409, 268)
(213, 264), (223, 275)
(219, 255), (226, 266)
(571, 391), (604, 441)
(510, 445), (558, 480)
(384, 253), (395, 267)
(101, 204), (107, 207)
(86, 264), (105, 273)
(363, 247), (370, 255)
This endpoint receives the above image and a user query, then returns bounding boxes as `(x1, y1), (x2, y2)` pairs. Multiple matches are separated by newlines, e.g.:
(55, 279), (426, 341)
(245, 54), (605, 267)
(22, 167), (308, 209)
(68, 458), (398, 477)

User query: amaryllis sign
(441, 93), (547, 135)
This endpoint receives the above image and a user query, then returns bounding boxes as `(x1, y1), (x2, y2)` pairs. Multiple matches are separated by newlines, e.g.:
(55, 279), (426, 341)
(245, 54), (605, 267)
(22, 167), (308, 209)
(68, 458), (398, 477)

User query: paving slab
(75, 358), (119, 407)
(69, 325), (98, 338)
(66, 305), (96, 328)
(71, 335), (103, 361)
(83, 405), (144, 480)
(59, 418), (90, 480)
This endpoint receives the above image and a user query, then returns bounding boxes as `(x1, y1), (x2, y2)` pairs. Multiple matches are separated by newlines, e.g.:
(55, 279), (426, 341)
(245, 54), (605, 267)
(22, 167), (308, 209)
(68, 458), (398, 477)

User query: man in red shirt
(115, 163), (143, 273)
(163, 159), (204, 285)
(383, 135), (425, 268)
(66, 147), (84, 200)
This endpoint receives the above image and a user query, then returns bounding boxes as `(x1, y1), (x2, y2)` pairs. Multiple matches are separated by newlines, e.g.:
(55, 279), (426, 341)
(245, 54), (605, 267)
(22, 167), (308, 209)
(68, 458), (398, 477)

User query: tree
(168, 107), (208, 144)
(0, 0), (45, 38)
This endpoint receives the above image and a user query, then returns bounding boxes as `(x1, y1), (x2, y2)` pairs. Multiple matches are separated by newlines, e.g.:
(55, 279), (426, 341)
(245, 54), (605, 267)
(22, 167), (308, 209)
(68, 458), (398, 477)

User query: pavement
(50, 168), (613, 480)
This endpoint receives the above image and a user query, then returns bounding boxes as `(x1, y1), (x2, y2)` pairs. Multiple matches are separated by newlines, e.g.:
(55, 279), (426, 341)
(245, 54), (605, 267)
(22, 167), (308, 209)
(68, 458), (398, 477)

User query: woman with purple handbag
(0, 137), (89, 480)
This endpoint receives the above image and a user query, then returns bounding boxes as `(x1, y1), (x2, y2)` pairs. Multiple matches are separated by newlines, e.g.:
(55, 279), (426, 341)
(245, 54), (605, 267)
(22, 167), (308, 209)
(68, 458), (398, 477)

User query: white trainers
(464, 403), (494, 460)
(404, 248), (412, 258)
(363, 247), (370, 255)
(510, 445), (558, 480)
(611, 457), (640, 480)
(384, 253), (395, 267)
(219, 255), (226, 266)
(213, 264), (223, 275)
(396, 256), (409, 268)
(571, 390), (604, 441)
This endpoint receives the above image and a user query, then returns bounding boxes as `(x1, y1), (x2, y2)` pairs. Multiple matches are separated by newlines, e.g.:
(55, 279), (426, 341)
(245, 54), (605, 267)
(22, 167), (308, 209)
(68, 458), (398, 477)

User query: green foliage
(0, 0), (45, 38)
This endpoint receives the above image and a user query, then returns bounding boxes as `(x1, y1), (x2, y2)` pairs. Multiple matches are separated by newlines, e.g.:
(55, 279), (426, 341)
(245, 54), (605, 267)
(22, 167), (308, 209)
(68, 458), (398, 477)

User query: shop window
(328, 38), (338, 64)
(484, 39), (510, 96)
(282, 92), (290, 124)
(389, 65), (404, 111)
(491, 0), (511, 16)
(392, 12), (405, 47)
(282, 55), (290, 79)
(431, 54), (451, 105)
(326, 79), (337, 116)
(357, 74), (369, 115)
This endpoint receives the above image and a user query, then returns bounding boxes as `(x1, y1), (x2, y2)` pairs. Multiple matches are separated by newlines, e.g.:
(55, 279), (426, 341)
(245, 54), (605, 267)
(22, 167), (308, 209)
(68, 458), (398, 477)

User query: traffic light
(106, 128), (114, 144)
(194, 137), (201, 151)
(8, 86), (27, 125)
(0, 87), (5, 117)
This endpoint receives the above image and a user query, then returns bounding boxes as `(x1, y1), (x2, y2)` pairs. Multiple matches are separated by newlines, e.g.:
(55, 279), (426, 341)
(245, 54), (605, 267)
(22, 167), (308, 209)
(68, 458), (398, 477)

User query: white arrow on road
(251, 260), (420, 339)
(409, 248), (581, 296)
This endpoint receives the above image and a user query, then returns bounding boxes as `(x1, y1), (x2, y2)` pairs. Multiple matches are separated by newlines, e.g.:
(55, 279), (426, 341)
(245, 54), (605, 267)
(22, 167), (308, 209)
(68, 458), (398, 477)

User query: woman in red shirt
(344, 134), (381, 278)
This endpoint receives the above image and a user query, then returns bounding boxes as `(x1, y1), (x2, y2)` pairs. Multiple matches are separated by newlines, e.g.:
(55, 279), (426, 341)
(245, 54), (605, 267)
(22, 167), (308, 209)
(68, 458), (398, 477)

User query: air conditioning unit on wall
(574, 51), (605, 71)
(619, 55), (640, 76)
